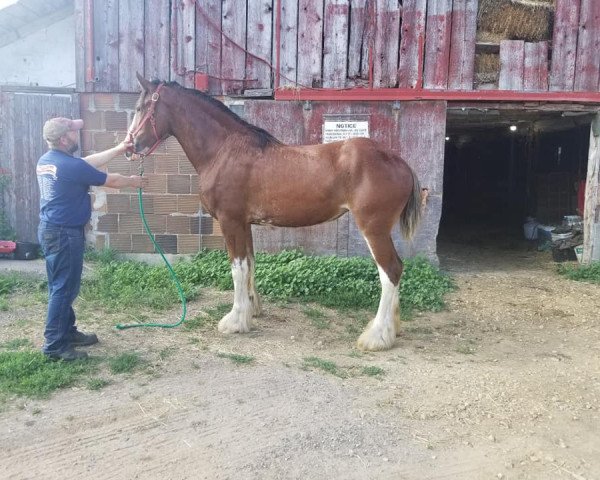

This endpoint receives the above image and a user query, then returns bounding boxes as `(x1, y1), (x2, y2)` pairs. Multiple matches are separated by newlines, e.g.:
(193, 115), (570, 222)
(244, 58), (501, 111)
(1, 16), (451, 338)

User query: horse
(127, 73), (423, 351)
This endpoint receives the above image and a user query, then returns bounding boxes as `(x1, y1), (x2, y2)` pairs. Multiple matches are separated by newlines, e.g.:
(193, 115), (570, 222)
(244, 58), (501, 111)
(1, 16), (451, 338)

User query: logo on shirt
(37, 164), (57, 179)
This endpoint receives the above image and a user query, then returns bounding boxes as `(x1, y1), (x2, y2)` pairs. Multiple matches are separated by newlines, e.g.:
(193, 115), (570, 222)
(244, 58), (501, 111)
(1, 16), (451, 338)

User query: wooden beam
(448, 0), (477, 90)
(398, 0), (427, 89)
(499, 40), (525, 91)
(322, 0), (349, 88)
(549, 0), (580, 91)
(274, 87), (600, 103)
(423, 0), (453, 89)
(583, 113), (600, 263)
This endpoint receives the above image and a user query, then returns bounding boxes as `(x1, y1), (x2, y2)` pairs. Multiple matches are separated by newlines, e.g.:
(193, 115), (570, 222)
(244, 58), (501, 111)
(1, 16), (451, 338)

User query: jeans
(38, 221), (85, 354)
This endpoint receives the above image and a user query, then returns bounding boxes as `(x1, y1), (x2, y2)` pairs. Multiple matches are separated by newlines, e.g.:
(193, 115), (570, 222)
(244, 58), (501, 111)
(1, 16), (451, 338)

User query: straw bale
(475, 53), (500, 85)
(477, 0), (554, 42)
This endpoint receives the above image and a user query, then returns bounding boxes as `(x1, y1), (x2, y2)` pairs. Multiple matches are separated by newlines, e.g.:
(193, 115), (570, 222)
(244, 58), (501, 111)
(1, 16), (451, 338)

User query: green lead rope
(116, 165), (187, 330)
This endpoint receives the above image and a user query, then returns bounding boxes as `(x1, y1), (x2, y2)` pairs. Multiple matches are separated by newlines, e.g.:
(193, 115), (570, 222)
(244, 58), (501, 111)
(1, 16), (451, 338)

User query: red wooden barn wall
(244, 100), (446, 259)
(76, 0), (600, 96)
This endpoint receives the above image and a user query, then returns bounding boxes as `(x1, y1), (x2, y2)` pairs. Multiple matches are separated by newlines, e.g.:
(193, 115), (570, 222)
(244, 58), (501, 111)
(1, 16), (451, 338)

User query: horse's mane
(151, 80), (282, 149)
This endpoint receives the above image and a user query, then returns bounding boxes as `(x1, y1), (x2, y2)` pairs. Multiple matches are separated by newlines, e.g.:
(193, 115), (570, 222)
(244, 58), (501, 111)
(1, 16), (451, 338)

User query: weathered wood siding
(244, 100), (445, 261)
(77, 0), (600, 95)
(0, 88), (79, 243)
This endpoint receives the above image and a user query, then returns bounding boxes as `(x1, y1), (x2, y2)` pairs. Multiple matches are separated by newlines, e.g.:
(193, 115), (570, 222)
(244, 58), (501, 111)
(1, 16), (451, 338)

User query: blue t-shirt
(37, 149), (107, 227)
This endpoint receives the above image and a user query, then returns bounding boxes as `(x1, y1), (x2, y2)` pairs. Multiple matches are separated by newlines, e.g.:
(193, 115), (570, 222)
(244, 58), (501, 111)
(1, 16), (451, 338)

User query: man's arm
(83, 140), (130, 168)
(103, 173), (144, 189)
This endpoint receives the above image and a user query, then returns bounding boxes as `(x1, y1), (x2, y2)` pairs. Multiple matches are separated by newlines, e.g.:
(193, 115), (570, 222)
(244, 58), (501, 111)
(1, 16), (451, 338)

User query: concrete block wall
(81, 93), (224, 254)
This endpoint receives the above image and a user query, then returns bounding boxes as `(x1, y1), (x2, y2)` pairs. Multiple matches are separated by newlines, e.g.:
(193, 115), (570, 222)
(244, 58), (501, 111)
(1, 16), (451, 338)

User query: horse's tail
(399, 168), (423, 241)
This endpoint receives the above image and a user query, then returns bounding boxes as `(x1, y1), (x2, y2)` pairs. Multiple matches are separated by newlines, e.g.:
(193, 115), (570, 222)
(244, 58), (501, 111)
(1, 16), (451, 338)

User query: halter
(126, 83), (165, 158)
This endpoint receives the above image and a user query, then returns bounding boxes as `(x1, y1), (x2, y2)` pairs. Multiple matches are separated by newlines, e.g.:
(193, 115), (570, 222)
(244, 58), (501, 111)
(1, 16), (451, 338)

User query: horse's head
(125, 73), (171, 158)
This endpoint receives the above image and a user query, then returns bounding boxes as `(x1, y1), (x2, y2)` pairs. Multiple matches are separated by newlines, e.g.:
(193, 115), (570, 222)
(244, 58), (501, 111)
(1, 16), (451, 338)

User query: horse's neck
(169, 93), (235, 173)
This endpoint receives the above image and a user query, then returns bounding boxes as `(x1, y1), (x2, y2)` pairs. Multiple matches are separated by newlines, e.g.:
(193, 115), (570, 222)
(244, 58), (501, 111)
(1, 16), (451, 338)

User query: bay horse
(127, 73), (422, 351)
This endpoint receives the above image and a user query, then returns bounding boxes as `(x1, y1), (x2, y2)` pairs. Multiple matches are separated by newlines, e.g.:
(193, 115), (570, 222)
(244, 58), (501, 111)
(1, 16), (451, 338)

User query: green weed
(216, 352), (254, 365)
(302, 306), (329, 329)
(0, 350), (96, 398)
(361, 366), (385, 377)
(303, 356), (347, 378)
(558, 261), (600, 284)
(108, 352), (143, 374)
(87, 378), (110, 390)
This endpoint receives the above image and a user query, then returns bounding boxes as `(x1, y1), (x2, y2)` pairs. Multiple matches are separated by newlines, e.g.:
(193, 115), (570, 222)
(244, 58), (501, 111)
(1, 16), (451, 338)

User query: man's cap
(43, 117), (84, 143)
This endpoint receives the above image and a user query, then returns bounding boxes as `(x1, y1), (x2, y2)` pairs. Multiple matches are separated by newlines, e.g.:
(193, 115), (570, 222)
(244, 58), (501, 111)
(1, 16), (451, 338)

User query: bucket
(523, 218), (539, 240)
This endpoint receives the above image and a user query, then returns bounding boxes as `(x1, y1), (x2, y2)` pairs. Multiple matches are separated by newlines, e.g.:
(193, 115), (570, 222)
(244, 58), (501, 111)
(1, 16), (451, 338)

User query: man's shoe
(69, 331), (99, 347)
(45, 347), (88, 361)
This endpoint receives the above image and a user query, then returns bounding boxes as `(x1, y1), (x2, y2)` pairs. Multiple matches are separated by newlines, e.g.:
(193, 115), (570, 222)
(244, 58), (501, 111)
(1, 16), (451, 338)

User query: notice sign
(322, 120), (369, 144)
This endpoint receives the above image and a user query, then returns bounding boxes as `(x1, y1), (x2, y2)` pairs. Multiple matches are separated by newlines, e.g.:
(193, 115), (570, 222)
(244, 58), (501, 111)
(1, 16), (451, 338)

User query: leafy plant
(557, 261), (600, 284)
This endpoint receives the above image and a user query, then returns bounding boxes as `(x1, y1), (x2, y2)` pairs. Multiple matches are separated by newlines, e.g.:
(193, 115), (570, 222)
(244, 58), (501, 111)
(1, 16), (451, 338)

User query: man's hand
(128, 175), (147, 189)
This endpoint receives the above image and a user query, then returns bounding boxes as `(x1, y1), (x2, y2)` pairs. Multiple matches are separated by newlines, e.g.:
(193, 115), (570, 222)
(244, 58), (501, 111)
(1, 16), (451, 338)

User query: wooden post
(583, 113), (600, 263)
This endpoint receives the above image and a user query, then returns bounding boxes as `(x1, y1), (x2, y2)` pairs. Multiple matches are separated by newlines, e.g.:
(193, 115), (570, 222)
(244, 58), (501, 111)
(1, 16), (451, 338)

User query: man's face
(62, 130), (79, 154)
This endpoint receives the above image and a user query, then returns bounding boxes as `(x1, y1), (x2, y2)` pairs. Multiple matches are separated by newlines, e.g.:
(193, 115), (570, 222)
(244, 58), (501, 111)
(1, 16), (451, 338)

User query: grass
(303, 356), (385, 379)
(184, 303), (232, 330)
(557, 261), (600, 284)
(216, 352), (254, 365)
(87, 378), (110, 391)
(108, 352), (143, 374)
(0, 350), (96, 398)
(0, 338), (33, 350)
(302, 306), (330, 329)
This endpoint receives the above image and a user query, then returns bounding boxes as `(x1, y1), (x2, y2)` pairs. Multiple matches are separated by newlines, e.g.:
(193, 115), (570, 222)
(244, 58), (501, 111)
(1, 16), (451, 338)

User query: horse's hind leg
(218, 221), (253, 333)
(357, 232), (403, 351)
(246, 228), (261, 317)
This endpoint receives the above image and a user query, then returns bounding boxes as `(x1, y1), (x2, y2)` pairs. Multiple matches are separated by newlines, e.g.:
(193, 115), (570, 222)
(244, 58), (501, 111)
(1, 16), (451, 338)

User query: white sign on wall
(322, 119), (370, 144)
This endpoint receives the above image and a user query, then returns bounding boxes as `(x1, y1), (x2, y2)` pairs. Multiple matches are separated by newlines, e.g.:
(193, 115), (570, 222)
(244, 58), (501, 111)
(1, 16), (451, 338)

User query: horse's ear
(136, 72), (151, 92)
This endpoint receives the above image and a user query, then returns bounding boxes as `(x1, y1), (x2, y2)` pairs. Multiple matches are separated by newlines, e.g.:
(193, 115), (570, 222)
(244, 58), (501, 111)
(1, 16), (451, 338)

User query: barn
(1, 0), (599, 264)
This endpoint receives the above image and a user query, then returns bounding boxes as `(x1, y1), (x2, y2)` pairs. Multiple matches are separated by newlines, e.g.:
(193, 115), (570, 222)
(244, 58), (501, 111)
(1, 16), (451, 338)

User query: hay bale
(477, 0), (554, 42)
(475, 53), (500, 85)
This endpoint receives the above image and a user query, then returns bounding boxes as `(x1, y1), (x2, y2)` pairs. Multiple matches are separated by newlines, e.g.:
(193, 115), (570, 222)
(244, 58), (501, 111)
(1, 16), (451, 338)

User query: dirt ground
(0, 241), (599, 480)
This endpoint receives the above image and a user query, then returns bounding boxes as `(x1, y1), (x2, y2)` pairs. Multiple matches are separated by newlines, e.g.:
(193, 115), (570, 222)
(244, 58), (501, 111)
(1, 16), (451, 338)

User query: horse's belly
(251, 205), (348, 227)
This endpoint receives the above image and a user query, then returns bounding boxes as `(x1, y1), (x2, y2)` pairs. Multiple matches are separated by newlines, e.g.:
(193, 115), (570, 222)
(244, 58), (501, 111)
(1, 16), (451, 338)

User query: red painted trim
(274, 88), (600, 103)
(85, 0), (94, 84)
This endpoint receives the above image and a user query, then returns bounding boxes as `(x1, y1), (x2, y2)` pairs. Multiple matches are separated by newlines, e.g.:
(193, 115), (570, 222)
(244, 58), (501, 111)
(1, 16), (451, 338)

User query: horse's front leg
(218, 221), (254, 334)
(246, 227), (262, 317)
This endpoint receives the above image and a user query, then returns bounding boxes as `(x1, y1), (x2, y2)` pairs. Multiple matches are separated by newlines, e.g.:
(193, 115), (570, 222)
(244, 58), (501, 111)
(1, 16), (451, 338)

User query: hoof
(356, 326), (395, 351)
(218, 309), (251, 334)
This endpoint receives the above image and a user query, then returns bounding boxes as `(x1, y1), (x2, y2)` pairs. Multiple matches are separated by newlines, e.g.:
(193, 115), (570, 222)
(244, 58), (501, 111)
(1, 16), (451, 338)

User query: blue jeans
(38, 221), (85, 354)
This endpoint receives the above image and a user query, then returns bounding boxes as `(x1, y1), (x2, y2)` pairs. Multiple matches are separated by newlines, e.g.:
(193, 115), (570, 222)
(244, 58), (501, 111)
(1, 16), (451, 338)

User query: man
(37, 117), (144, 361)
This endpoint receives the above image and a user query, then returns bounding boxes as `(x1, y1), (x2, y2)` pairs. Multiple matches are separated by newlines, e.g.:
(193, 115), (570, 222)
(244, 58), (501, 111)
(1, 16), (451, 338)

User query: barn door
(0, 89), (79, 243)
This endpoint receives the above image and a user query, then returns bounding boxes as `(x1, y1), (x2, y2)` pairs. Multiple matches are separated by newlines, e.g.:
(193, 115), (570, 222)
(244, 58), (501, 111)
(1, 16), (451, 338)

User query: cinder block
(94, 94), (117, 110)
(107, 194), (132, 213)
(154, 154), (180, 174)
(105, 111), (129, 131)
(200, 235), (225, 250)
(190, 216), (199, 234)
(199, 216), (213, 234)
(167, 175), (191, 194)
(107, 156), (133, 175)
(82, 111), (103, 130)
(153, 195), (177, 214)
(108, 233), (132, 252)
(118, 94), (139, 110)
(179, 160), (196, 175)
(130, 194), (154, 214)
(97, 213), (118, 233)
(154, 234), (178, 254)
(132, 234), (156, 253)
(178, 195), (200, 214)
(167, 215), (191, 234)
(178, 234), (201, 254)
(93, 132), (119, 151)
(118, 214), (144, 233)
(190, 175), (199, 194)
(146, 174), (168, 194)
